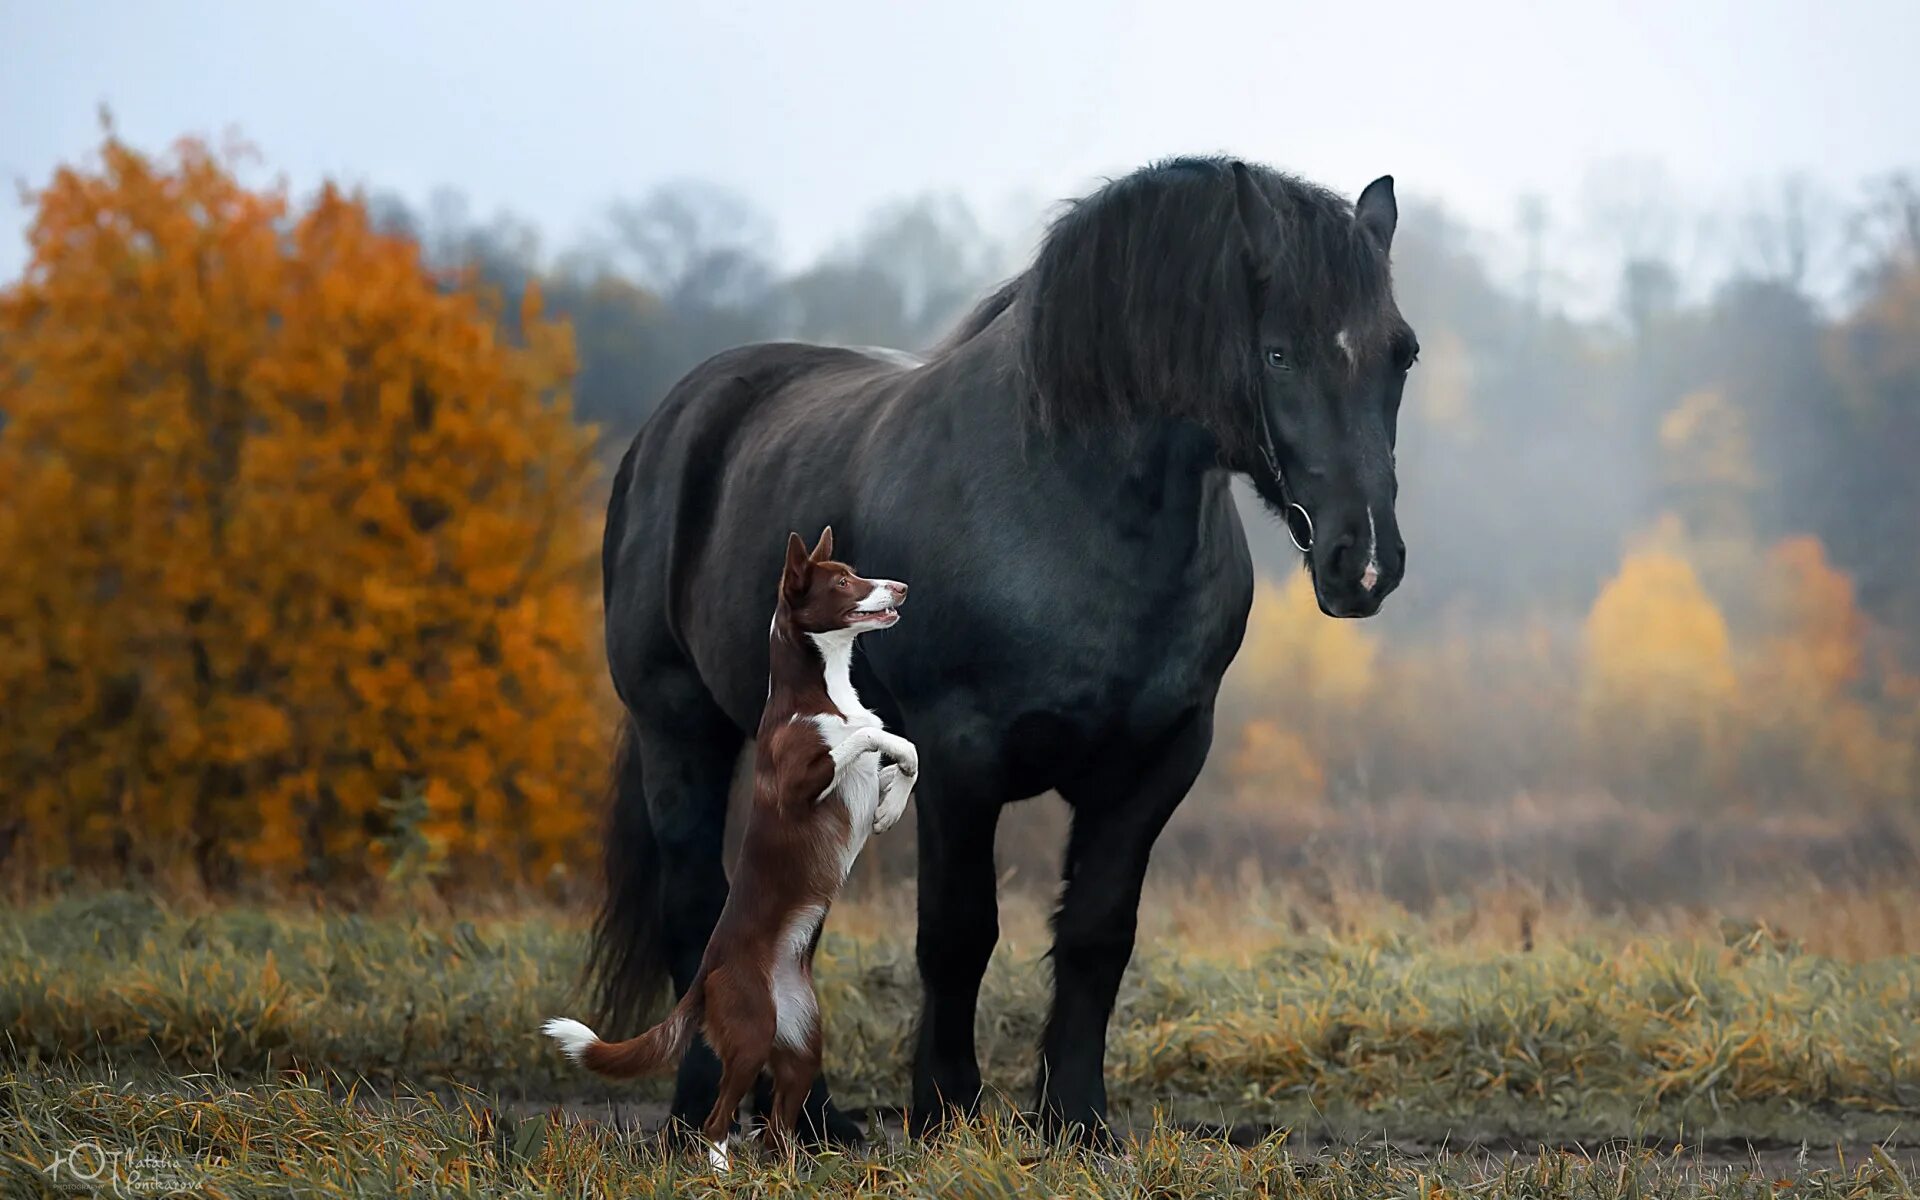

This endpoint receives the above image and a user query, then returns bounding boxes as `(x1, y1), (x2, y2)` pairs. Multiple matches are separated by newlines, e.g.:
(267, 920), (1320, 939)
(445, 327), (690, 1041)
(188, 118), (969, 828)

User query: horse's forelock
(1014, 157), (1392, 457)
(1253, 178), (1398, 367)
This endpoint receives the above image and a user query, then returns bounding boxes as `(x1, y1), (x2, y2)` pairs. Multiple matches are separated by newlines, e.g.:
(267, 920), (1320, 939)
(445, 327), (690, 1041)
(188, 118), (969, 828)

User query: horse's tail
(543, 979), (703, 1080)
(584, 716), (672, 1035)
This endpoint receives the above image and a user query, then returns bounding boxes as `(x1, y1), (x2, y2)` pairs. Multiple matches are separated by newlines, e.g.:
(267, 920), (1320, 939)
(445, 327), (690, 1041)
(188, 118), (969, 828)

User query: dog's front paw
(889, 740), (919, 778)
(874, 797), (910, 833)
(874, 766), (914, 832)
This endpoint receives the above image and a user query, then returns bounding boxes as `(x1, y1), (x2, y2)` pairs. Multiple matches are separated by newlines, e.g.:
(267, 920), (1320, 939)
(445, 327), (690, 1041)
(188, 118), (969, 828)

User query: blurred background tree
(3, 127), (1917, 898)
(0, 133), (607, 892)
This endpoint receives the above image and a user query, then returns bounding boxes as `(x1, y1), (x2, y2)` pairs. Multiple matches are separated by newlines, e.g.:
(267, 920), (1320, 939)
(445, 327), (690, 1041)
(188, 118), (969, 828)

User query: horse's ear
(1356, 175), (1397, 251)
(1232, 161), (1282, 284)
(782, 531), (813, 600)
(810, 526), (834, 562)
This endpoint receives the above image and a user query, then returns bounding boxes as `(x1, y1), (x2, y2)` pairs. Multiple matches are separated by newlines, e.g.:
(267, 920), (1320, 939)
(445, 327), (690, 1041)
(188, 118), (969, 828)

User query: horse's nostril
(1326, 535), (1360, 577)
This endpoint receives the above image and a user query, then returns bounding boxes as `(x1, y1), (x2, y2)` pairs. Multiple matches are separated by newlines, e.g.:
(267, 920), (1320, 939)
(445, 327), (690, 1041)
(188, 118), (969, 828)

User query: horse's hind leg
(1044, 707), (1214, 1141)
(629, 668), (744, 1137)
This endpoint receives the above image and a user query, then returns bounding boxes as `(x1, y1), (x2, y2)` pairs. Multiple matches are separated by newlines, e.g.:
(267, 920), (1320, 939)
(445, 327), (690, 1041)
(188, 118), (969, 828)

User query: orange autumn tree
(0, 134), (607, 888)
(1738, 537), (1913, 803)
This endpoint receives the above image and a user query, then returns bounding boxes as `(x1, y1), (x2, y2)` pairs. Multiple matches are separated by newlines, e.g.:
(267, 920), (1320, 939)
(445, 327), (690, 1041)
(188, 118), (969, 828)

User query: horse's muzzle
(1308, 511), (1404, 618)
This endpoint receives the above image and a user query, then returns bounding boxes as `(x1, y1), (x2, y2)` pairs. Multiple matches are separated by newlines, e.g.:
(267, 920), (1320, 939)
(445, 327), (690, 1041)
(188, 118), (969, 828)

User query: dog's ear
(782, 531), (814, 601)
(811, 526), (834, 562)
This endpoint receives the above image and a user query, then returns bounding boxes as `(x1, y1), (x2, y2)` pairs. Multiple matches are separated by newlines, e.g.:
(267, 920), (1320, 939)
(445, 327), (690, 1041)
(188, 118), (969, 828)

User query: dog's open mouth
(851, 608), (899, 626)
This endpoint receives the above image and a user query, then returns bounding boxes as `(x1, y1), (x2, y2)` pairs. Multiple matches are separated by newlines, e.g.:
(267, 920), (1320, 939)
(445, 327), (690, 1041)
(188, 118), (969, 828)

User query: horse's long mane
(1016, 156), (1392, 462)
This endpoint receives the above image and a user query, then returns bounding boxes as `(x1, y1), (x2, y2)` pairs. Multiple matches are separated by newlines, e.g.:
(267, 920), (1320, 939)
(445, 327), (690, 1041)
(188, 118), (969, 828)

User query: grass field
(5, 881), (1920, 1196)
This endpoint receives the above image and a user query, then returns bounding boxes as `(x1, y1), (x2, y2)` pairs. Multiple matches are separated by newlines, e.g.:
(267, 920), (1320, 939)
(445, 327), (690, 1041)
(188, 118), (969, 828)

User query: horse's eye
(1265, 348), (1289, 370)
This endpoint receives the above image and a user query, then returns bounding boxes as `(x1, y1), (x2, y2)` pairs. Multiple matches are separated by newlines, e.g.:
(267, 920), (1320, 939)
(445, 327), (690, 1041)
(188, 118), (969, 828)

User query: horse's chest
(976, 534), (1252, 783)
(810, 712), (880, 880)
(1060, 577), (1249, 720)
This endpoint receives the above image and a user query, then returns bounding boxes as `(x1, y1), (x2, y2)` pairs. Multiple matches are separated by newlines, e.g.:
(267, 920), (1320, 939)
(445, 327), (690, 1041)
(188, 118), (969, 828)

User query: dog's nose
(889, 581), (908, 603)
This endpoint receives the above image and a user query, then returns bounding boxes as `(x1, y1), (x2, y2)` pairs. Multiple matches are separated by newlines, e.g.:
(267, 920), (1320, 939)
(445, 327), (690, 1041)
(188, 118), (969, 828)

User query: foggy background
(5, 0), (1918, 905)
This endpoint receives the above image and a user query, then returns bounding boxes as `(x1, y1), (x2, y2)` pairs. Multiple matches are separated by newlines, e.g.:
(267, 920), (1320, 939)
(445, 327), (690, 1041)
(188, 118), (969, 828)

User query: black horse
(590, 155), (1417, 1140)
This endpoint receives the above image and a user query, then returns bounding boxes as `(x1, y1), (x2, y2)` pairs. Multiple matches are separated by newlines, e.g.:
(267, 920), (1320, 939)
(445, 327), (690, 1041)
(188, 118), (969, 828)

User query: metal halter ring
(1281, 502), (1315, 554)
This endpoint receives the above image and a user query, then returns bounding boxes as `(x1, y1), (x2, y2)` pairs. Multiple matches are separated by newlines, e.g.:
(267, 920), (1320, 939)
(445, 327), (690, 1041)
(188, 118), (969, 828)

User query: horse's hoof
(800, 1099), (866, 1148)
(659, 1114), (722, 1153)
(1037, 1105), (1118, 1150)
(707, 1137), (731, 1173)
(906, 1099), (982, 1141)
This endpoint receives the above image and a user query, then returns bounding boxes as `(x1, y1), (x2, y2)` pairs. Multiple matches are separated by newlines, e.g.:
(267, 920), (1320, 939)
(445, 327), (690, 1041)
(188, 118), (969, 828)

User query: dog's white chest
(804, 628), (894, 880)
(809, 712), (881, 880)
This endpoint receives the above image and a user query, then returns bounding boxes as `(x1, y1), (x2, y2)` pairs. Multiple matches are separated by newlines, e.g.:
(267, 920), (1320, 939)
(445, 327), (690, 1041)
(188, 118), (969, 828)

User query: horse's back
(603, 341), (910, 720)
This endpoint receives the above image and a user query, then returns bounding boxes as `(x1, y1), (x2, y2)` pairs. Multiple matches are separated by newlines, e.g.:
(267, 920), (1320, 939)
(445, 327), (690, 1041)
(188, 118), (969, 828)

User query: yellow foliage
(1659, 389), (1759, 493)
(1228, 572), (1376, 712)
(1757, 536), (1863, 695)
(1659, 389), (1760, 543)
(1218, 572), (1377, 806)
(1228, 719), (1326, 806)
(1582, 545), (1735, 783)
(0, 134), (609, 887)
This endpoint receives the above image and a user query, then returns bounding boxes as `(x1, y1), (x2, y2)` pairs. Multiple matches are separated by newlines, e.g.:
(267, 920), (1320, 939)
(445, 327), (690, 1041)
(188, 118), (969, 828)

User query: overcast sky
(5, 0), (1916, 297)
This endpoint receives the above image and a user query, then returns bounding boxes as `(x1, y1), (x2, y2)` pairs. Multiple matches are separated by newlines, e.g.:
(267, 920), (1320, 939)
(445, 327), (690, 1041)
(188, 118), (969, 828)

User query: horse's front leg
(908, 750), (1002, 1136)
(1045, 707), (1215, 1139)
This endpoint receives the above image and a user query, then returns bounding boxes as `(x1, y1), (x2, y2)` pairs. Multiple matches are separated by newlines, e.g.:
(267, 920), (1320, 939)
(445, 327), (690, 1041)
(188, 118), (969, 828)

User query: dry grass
(7, 1072), (1920, 1199)
(864, 791), (1920, 919)
(4, 881), (1918, 1147)
(839, 868), (1920, 963)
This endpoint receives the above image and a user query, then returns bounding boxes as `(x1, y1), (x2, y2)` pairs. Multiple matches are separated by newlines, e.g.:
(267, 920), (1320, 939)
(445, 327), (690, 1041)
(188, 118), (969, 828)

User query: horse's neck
(925, 309), (1225, 513)
(906, 300), (1237, 580)
(1030, 410), (1233, 561)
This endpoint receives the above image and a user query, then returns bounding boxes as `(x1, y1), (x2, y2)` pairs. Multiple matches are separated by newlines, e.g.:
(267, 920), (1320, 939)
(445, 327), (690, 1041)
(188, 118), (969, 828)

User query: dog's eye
(837, 576), (850, 589)
(1265, 348), (1289, 370)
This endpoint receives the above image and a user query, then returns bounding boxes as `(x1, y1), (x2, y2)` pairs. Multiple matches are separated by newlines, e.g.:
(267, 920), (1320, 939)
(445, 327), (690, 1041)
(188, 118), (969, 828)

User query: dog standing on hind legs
(543, 528), (917, 1169)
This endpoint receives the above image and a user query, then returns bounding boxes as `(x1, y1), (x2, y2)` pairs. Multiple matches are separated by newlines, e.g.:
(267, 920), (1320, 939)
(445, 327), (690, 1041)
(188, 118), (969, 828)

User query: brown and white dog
(543, 527), (916, 1168)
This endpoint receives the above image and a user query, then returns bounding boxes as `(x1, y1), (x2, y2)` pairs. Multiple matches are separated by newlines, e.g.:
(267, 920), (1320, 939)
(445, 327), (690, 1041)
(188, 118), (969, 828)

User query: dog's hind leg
(765, 1032), (823, 1158)
(699, 966), (775, 1172)
(702, 1057), (758, 1174)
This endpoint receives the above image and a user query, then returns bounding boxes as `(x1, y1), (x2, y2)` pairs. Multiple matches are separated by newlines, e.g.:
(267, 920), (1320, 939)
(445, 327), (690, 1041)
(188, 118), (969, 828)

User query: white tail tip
(541, 1016), (599, 1063)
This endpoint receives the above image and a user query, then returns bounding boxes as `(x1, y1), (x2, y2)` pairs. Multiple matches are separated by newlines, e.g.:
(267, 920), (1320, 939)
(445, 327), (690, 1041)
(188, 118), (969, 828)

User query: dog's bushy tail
(543, 980), (703, 1080)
